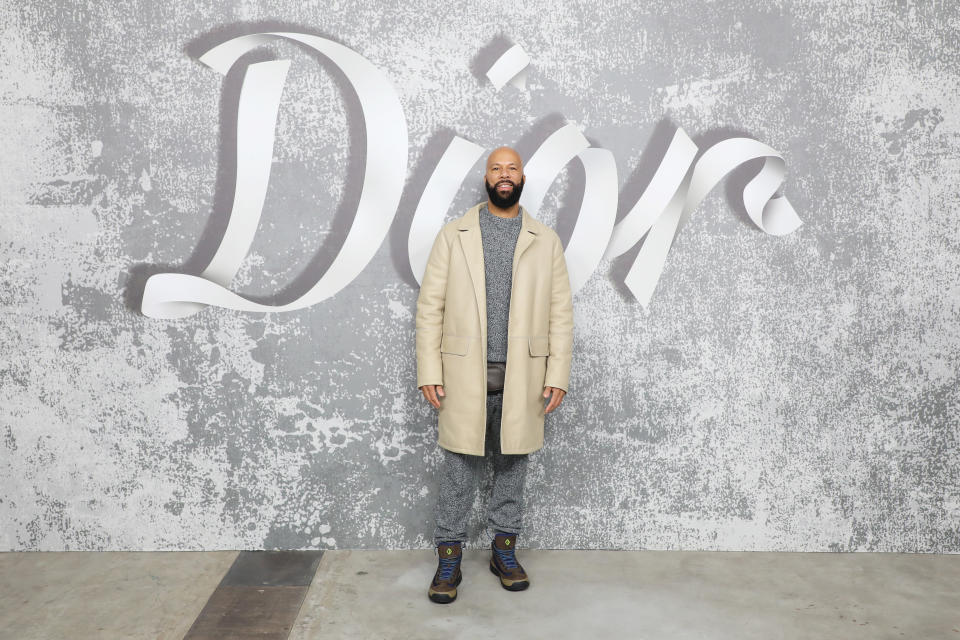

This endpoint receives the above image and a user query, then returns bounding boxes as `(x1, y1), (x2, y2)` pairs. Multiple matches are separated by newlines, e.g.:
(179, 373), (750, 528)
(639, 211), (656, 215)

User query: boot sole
(490, 561), (530, 591)
(428, 571), (462, 604)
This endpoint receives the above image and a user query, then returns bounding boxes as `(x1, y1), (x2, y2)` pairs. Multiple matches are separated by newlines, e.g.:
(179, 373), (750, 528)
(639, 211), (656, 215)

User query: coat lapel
(512, 207), (538, 282)
(457, 203), (539, 349)
(457, 204), (485, 342)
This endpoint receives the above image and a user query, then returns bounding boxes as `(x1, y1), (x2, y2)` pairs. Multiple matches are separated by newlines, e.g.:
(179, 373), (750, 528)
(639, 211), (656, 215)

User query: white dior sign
(140, 32), (802, 319)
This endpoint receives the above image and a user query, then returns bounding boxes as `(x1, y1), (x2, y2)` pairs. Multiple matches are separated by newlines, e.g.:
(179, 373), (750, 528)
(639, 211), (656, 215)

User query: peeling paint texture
(1, 1), (958, 552)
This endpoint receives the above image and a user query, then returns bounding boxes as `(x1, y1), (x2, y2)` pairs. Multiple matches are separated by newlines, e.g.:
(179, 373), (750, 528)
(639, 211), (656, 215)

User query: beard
(485, 175), (525, 209)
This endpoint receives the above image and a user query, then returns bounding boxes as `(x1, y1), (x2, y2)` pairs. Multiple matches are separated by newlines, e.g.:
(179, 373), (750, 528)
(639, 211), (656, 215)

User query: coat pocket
(440, 335), (470, 356)
(528, 336), (549, 357)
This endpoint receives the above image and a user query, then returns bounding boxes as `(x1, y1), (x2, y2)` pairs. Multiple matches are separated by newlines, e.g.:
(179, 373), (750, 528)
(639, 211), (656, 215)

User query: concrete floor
(1, 549), (958, 639)
(0, 550), (237, 639)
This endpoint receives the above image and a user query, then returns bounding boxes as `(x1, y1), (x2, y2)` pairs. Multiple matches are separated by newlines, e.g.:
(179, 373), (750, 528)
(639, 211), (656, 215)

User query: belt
(486, 361), (506, 394)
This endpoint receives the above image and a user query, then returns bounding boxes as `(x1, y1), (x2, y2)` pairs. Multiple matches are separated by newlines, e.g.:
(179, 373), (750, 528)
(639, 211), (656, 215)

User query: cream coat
(415, 202), (574, 455)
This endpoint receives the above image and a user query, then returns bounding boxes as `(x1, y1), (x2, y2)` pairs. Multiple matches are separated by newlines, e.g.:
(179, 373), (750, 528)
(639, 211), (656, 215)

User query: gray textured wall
(1, 0), (958, 552)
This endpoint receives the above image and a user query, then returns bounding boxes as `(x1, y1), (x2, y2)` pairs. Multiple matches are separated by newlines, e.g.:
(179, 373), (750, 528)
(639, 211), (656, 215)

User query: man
(415, 146), (574, 604)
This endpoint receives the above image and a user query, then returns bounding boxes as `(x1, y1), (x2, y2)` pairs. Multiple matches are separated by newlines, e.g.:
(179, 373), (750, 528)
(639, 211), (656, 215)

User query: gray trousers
(432, 387), (529, 546)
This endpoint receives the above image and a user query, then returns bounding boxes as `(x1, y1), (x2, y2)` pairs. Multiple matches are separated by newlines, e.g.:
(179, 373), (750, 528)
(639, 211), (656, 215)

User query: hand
(542, 386), (566, 413)
(420, 384), (445, 409)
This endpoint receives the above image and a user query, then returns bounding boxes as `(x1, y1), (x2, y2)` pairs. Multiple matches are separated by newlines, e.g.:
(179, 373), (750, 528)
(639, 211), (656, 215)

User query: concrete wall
(1, 0), (958, 551)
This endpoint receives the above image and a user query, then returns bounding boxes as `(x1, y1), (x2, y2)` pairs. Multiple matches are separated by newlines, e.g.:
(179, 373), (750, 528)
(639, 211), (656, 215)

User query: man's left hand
(542, 386), (566, 414)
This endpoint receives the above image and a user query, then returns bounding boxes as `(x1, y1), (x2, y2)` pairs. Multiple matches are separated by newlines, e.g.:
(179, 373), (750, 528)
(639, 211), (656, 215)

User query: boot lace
(494, 545), (519, 570)
(438, 554), (460, 581)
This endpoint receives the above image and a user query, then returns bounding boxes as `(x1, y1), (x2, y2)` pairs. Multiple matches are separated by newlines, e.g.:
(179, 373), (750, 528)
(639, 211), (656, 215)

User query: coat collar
(456, 202), (539, 351)
(456, 201), (540, 235)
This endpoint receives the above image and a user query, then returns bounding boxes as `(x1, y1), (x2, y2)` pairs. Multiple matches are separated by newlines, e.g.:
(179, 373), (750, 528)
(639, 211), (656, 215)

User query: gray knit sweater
(479, 201), (523, 363)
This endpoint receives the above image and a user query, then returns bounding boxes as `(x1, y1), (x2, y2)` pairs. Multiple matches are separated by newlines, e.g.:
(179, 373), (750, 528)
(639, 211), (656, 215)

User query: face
(484, 150), (525, 209)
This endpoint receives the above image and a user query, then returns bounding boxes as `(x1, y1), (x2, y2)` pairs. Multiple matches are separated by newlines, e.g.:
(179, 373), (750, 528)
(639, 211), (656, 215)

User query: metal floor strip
(183, 550), (324, 640)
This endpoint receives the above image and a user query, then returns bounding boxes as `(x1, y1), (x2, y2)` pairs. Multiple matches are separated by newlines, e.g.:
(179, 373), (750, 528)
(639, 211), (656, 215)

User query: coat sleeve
(544, 232), (574, 392)
(415, 227), (450, 388)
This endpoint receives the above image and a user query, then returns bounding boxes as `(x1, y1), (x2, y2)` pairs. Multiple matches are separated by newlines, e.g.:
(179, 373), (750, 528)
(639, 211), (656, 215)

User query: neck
(487, 200), (520, 218)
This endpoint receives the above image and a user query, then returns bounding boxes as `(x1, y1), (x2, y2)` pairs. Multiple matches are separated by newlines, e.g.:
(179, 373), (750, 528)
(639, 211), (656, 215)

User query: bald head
(484, 146), (525, 214)
(486, 146), (523, 172)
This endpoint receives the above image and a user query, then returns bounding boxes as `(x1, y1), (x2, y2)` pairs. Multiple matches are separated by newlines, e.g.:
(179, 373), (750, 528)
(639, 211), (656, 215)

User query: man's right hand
(420, 384), (445, 409)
